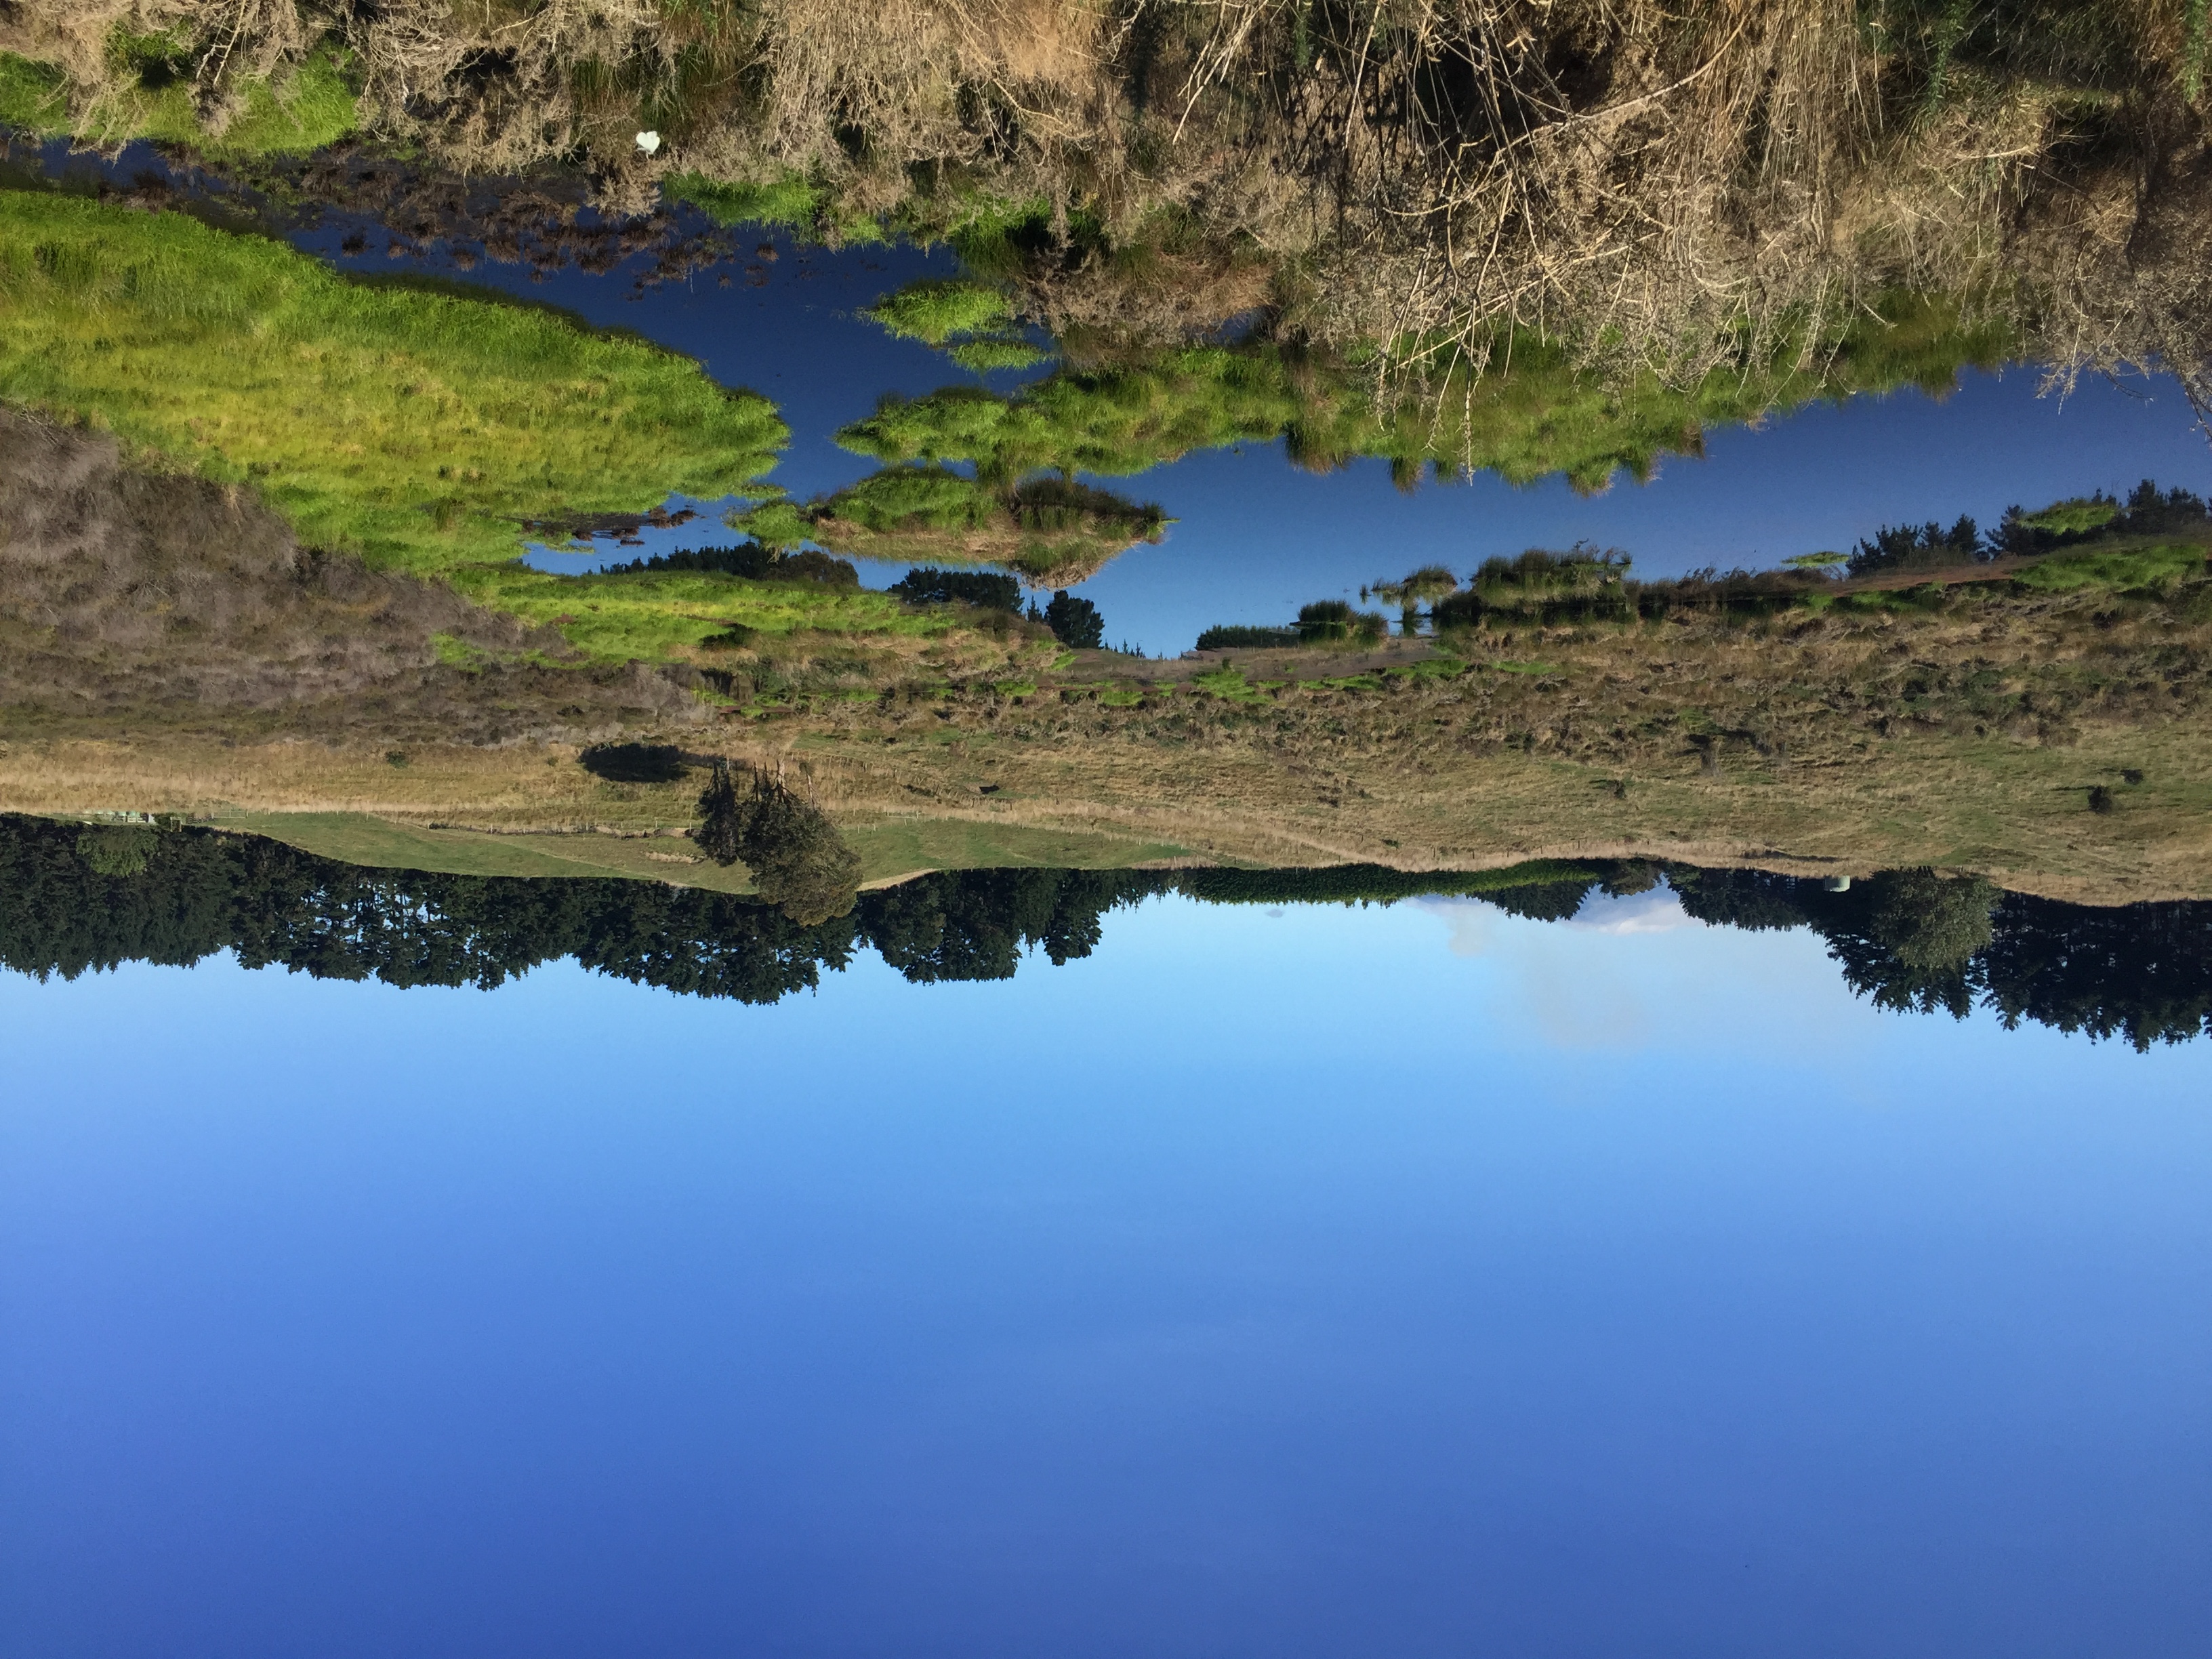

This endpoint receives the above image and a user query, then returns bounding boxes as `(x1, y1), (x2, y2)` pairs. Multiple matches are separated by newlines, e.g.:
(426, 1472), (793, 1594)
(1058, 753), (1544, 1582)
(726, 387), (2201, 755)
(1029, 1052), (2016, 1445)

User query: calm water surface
(4, 891), (2208, 1657)
(20, 139), (2212, 654)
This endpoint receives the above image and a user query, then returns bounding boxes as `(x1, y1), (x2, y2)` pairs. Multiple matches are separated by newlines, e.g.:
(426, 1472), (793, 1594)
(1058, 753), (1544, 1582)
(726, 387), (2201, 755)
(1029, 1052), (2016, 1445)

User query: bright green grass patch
(2011, 541), (2212, 594)
(666, 170), (823, 228)
(0, 190), (786, 642)
(836, 291), (2016, 494)
(1191, 666), (1275, 703)
(947, 340), (1050, 372)
(664, 169), (884, 243)
(468, 564), (957, 658)
(862, 277), (1049, 374)
(2020, 495), (2121, 536)
(4, 41), (361, 156)
(864, 279), (1015, 346)
(0, 54), (69, 132)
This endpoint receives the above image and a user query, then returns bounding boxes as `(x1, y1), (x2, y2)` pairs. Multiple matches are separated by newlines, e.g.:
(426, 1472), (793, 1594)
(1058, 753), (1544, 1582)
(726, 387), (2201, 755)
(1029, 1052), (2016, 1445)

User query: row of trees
(1197, 479), (2212, 646)
(0, 815), (1169, 1003)
(4, 818), (2207, 1043)
(1849, 480), (2212, 576)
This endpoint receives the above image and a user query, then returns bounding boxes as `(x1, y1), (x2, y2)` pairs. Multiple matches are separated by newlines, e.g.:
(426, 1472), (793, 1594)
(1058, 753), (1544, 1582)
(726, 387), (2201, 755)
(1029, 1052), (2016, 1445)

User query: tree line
(3, 817), (2207, 1044)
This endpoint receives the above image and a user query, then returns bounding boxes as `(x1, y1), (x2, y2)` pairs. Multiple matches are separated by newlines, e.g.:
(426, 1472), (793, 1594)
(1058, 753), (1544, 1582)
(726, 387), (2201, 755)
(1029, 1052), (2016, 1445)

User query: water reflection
(7, 138), (2205, 659)
(9, 817), (2205, 1048)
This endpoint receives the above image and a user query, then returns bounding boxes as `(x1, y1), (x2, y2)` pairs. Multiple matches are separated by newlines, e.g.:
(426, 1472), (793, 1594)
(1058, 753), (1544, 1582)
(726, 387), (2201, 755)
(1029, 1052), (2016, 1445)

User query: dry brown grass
(0, 409), (707, 742)
(14, 570), (2212, 904)
(15, 1), (2206, 396)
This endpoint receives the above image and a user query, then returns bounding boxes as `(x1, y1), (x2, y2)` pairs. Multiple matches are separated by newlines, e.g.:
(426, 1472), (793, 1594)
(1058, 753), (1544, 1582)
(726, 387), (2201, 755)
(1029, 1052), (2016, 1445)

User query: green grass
(0, 189), (839, 655)
(863, 279), (1017, 346)
(2020, 496), (2122, 535)
(2011, 541), (2212, 594)
(0, 54), (69, 133)
(833, 292), (2015, 493)
(1, 43), (360, 157)
(860, 277), (1050, 374)
(665, 170), (825, 229)
(207, 808), (1189, 888)
(209, 811), (762, 890)
(487, 565), (958, 660)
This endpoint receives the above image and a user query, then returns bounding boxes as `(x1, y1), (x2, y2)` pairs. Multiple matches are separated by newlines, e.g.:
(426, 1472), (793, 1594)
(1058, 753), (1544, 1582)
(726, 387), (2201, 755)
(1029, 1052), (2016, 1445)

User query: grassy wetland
(2, 2), (2211, 905)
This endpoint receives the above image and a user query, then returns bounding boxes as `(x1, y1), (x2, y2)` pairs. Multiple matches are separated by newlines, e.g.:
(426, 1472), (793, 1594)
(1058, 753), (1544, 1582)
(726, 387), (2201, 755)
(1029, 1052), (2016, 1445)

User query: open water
(14, 137), (2212, 654)
(3, 839), (2211, 1656)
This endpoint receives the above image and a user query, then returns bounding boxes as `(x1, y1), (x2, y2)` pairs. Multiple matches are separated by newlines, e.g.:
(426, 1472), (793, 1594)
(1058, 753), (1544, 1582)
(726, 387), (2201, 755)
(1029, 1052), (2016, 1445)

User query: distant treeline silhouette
(3, 818), (2207, 1044)
(1849, 479), (2211, 577)
(0, 815), (1162, 1004)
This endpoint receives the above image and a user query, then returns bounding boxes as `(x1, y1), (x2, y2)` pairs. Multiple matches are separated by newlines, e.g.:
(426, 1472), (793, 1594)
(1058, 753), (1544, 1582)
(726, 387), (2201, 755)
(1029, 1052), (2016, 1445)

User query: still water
(3, 885), (2209, 1657)
(16, 137), (2212, 655)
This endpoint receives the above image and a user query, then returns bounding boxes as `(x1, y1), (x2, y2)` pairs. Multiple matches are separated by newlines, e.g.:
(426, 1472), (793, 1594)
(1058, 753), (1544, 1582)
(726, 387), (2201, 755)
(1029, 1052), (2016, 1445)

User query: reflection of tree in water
(3, 815), (2208, 1046)
(1671, 867), (2212, 1048)
(0, 815), (1160, 1005)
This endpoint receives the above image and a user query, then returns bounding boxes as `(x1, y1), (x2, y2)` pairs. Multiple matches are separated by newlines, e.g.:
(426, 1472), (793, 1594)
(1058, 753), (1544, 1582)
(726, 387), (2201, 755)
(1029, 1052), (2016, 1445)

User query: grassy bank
(0, 189), (780, 576)
(838, 293), (2013, 497)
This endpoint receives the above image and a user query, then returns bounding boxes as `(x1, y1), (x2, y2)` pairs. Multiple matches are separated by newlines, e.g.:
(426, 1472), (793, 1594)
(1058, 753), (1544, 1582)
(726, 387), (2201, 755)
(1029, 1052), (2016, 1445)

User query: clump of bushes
(1847, 514), (1990, 578)
(1433, 546), (1637, 628)
(1296, 600), (1387, 642)
(1993, 480), (2211, 556)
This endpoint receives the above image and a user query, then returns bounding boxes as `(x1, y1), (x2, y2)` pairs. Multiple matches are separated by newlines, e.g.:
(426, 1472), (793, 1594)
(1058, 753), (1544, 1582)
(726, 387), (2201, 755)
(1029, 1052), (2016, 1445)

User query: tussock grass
(0, 190), (783, 581)
(836, 295), (2013, 496)
(784, 466), (1168, 587)
(0, 190), (991, 663)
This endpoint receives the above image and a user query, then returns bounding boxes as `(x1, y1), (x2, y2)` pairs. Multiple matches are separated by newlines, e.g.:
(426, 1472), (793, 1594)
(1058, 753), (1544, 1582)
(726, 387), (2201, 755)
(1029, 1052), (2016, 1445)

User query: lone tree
(1041, 589), (1105, 649)
(695, 760), (863, 925)
(1868, 869), (1999, 972)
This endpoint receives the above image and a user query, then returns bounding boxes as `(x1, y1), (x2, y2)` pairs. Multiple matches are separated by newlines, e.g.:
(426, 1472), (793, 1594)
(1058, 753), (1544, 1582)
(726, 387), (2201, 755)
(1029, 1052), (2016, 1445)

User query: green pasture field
(208, 809), (1191, 888)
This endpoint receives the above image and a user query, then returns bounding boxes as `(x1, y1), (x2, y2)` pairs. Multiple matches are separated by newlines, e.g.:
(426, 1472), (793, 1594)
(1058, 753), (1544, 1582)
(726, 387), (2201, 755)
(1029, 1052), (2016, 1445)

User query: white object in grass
(635, 131), (661, 155)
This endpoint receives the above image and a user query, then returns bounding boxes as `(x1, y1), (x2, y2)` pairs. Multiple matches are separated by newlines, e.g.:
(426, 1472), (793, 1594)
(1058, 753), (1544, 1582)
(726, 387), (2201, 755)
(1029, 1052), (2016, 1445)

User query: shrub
(76, 825), (159, 878)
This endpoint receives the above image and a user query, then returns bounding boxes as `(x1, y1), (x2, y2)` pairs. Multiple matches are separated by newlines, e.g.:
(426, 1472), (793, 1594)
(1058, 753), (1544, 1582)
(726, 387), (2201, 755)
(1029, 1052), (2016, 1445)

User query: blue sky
(5, 895), (2208, 1658)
